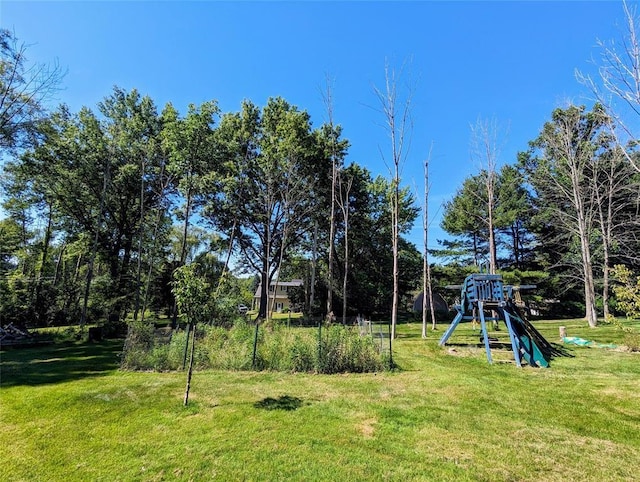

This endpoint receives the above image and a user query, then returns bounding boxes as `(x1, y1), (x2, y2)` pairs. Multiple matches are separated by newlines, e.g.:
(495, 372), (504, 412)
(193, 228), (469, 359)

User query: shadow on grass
(254, 395), (303, 411)
(0, 340), (122, 388)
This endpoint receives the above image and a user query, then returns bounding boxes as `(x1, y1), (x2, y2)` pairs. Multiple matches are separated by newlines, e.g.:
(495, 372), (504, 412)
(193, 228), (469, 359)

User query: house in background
(252, 279), (303, 313)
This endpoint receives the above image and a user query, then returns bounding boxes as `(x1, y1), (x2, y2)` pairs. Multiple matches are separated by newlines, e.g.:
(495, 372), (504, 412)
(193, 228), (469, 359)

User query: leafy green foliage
(171, 263), (214, 326)
(611, 265), (640, 319)
(440, 165), (535, 269)
(204, 97), (337, 319)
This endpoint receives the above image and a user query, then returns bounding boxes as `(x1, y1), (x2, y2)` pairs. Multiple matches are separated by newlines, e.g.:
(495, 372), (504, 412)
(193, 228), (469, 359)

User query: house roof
(253, 279), (303, 297)
(274, 279), (303, 287)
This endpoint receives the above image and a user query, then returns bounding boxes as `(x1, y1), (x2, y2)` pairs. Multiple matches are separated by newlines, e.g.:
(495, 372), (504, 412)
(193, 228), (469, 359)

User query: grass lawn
(1, 319), (639, 481)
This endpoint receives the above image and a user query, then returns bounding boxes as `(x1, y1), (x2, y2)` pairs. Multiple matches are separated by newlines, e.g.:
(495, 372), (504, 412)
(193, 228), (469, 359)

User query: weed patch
(120, 321), (386, 374)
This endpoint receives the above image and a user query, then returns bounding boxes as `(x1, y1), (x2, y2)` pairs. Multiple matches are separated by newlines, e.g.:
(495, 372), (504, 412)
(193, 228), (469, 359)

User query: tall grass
(120, 320), (385, 374)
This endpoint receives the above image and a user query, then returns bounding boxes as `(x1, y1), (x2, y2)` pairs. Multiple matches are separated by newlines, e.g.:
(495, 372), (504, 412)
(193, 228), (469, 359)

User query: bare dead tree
(469, 117), (505, 275)
(321, 75), (338, 318)
(337, 169), (353, 325)
(372, 59), (413, 341)
(0, 28), (66, 153)
(576, 0), (640, 171)
(422, 145), (437, 338)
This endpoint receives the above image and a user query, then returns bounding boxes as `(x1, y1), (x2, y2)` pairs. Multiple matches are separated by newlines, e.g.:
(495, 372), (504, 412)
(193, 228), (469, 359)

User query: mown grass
(1, 319), (639, 481)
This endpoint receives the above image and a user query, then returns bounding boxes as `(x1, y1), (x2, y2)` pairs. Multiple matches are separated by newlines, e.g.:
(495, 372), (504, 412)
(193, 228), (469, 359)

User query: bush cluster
(121, 320), (386, 373)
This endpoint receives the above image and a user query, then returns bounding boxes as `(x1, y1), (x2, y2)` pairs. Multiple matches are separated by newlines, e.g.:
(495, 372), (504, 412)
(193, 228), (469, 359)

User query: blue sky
(0, 1), (630, 250)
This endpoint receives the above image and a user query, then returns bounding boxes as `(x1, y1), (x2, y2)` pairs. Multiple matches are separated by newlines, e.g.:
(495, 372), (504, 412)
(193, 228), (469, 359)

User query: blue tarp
(562, 336), (617, 349)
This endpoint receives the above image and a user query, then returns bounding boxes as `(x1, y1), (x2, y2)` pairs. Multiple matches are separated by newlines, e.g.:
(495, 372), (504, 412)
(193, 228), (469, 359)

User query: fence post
(252, 320), (260, 368)
(388, 319), (393, 370)
(317, 320), (322, 372)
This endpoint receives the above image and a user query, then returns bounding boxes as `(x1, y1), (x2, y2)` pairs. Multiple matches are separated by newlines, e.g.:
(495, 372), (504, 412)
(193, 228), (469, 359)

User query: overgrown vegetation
(120, 320), (386, 374)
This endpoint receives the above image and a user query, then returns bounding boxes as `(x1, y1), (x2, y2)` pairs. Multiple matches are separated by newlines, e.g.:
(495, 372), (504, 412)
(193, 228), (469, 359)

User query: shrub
(605, 315), (640, 352)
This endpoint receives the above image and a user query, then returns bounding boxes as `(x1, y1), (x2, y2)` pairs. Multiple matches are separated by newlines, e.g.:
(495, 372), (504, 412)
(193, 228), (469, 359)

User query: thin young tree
(172, 263), (213, 406)
(422, 146), (437, 338)
(336, 168), (353, 325)
(309, 222), (318, 312)
(372, 59), (413, 340)
(321, 76), (338, 319)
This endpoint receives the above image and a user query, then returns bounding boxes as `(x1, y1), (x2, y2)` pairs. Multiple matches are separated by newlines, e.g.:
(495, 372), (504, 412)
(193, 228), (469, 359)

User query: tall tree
(520, 104), (610, 328)
(161, 100), (219, 328)
(18, 87), (164, 323)
(206, 97), (332, 320)
(440, 174), (489, 267)
(496, 164), (535, 269)
(591, 143), (640, 318)
(321, 77), (339, 318)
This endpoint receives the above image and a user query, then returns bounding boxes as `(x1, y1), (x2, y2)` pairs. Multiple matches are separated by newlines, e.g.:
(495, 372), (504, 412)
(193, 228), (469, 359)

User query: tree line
(439, 106), (640, 326)
(0, 29), (421, 328)
(5, 2), (640, 332)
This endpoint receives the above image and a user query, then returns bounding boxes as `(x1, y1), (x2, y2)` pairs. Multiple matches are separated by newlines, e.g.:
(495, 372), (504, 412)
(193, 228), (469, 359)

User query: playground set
(439, 273), (564, 367)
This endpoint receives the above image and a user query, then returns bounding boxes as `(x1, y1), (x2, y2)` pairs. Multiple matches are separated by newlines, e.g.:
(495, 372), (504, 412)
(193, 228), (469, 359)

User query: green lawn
(1, 319), (639, 481)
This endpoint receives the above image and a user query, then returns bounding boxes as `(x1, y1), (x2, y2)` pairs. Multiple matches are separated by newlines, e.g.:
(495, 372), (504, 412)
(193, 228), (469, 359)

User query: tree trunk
(327, 153), (337, 317)
(422, 156), (429, 339)
(34, 201), (54, 325)
(81, 157), (109, 329)
(576, 198), (598, 327)
(133, 158), (146, 321)
(141, 207), (163, 323)
(171, 182), (192, 329)
(427, 259), (437, 331)
(37, 201), (54, 284)
(309, 222), (318, 312)
(341, 204), (349, 325)
(258, 252), (269, 320)
(424, 155), (437, 332)
(511, 224), (521, 269)
(183, 323), (197, 406)
(324, 78), (338, 319)
(141, 163), (171, 323)
(391, 179), (399, 341)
